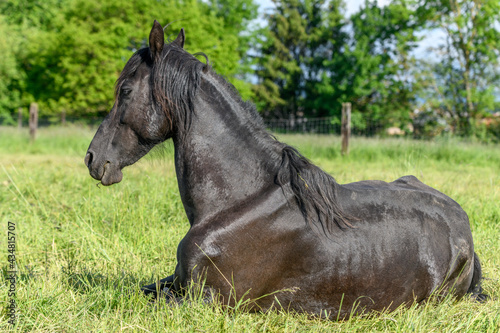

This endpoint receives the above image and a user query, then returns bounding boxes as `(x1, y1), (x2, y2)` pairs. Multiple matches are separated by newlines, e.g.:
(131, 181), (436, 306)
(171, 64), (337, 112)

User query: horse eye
(121, 88), (132, 97)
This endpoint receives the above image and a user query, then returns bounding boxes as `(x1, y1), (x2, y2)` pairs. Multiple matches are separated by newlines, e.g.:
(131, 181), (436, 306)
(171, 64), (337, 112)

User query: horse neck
(172, 72), (282, 225)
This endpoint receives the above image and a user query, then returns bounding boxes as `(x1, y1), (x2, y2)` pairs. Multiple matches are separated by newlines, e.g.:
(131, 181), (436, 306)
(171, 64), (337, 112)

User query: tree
(0, 15), (23, 123)
(204, 0), (259, 100)
(253, 0), (347, 119)
(0, 0), (259, 119)
(416, 0), (500, 135)
(254, 0), (422, 134)
(0, 0), (68, 122)
(320, 0), (421, 132)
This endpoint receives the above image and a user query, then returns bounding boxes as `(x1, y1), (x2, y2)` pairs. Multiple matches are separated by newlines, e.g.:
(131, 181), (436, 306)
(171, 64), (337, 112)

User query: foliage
(256, 0), (500, 141)
(206, 0), (259, 100)
(254, 0), (347, 119)
(415, 0), (500, 136)
(322, 0), (421, 132)
(255, 0), (422, 133)
(0, 0), (258, 117)
(0, 15), (23, 124)
(1, 127), (499, 330)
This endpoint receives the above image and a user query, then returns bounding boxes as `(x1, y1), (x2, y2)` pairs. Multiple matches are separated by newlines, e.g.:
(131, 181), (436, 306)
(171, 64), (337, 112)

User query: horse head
(84, 21), (186, 185)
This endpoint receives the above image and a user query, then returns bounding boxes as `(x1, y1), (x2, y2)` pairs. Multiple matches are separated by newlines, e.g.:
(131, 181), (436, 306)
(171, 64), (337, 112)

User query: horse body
(170, 70), (474, 316)
(84, 21), (484, 318)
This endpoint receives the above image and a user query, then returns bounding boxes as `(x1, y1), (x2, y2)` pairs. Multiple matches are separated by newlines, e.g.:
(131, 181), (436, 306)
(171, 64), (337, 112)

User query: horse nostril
(85, 151), (94, 168)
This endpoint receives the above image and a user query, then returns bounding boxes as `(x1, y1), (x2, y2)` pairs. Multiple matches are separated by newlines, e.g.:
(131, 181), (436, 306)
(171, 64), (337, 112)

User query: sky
(254, 0), (440, 59)
(256, 0), (393, 18)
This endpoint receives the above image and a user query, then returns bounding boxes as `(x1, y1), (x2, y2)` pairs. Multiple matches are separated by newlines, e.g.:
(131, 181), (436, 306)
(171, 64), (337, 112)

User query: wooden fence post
(61, 110), (66, 126)
(29, 102), (38, 142)
(18, 107), (23, 129)
(341, 102), (351, 155)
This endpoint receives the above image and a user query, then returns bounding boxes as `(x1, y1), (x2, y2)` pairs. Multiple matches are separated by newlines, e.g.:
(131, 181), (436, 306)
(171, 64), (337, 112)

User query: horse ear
(149, 20), (164, 60)
(172, 28), (185, 49)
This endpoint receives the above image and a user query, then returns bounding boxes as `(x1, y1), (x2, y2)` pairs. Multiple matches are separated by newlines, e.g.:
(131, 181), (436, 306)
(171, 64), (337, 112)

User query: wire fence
(3, 113), (404, 138)
(5, 106), (500, 146)
(265, 117), (340, 134)
(264, 116), (392, 137)
(2, 114), (105, 128)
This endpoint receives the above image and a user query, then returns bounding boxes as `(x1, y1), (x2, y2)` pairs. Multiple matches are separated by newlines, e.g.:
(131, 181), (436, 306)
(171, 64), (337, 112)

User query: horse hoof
(472, 293), (489, 303)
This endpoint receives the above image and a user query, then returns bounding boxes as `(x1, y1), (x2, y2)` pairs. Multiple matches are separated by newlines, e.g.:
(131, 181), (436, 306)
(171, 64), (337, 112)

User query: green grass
(1, 126), (499, 332)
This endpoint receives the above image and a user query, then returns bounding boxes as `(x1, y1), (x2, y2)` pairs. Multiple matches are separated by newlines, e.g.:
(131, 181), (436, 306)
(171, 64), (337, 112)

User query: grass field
(1, 125), (499, 332)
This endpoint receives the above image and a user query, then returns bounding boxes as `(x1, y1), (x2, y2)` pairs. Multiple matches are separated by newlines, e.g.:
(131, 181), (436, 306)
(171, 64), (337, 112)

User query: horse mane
(151, 44), (205, 136)
(275, 146), (354, 234)
(116, 42), (353, 235)
(115, 43), (204, 137)
(115, 48), (151, 97)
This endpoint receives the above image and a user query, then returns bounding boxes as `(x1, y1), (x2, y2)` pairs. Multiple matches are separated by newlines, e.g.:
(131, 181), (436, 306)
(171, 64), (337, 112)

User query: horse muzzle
(84, 151), (123, 186)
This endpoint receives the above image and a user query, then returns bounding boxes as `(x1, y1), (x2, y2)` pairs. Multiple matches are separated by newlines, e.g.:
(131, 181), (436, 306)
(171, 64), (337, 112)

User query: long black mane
(276, 146), (353, 234)
(116, 43), (204, 136)
(117, 41), (352, 234)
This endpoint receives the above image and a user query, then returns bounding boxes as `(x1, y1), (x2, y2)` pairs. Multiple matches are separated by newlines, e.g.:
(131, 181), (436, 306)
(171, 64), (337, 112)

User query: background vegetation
(1, 0), (500, 140)
(0, 127), (499, 331)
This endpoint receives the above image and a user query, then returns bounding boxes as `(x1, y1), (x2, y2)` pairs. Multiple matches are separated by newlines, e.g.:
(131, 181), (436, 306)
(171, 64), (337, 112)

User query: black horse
(85, 21), (486, 318)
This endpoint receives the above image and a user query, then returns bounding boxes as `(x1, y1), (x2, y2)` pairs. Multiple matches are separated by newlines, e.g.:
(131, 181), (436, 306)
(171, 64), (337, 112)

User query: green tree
(0, 15), (23, 123)
(253, 0), (347, 119)
(0, 0), (258, 119)
(203, 0), (259, 100)
(254, 0), (422, 134)
(321, 0), (421, 132)
(415, 0), (500, 135)
(0, 0), (67, 122)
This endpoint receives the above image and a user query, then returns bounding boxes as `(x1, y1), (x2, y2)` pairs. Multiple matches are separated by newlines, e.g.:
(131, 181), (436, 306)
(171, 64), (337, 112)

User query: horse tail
(467, 252), (488, 302)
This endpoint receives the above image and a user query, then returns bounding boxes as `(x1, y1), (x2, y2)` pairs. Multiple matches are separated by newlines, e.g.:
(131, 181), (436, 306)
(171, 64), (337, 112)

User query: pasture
(1, 125), (499, 332)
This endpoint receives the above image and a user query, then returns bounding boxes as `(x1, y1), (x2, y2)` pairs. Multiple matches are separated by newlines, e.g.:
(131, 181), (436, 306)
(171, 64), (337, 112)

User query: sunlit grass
(0, 126), (499, 331)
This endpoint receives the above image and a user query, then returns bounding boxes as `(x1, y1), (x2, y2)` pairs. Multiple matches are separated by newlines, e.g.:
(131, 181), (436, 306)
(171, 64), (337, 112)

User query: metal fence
(264, 116), (388, 137)
(264, 117), (340, 134)
(2, 114), (105, 128)
(3, 112), (398, 138)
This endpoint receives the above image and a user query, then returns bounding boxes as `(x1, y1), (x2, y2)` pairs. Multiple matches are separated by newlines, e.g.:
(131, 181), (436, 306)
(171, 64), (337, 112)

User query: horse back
(337, 175), (474, 296)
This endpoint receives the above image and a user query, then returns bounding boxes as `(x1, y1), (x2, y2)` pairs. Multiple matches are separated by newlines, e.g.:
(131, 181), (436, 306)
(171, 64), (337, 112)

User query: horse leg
(141, 274), (175, 299)
(142, 274), (218, 306)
